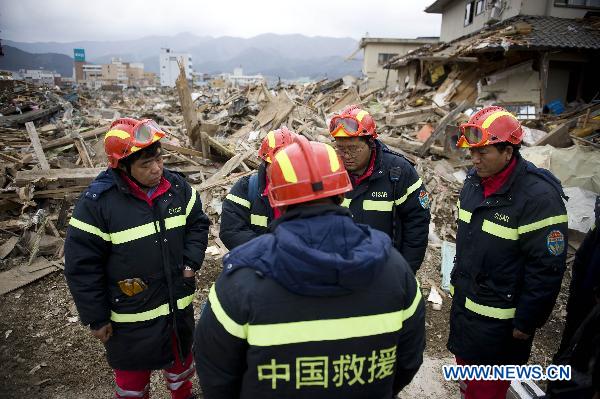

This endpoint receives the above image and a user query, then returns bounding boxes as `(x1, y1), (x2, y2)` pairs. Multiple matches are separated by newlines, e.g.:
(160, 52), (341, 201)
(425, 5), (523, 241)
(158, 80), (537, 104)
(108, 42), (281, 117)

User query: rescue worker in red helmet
(448, 106), (568, 398)
(65, 117), (210, 399)
(194, 135), (425, 398)
(219, 127), (297, 249)
(329, 104), (430, 273)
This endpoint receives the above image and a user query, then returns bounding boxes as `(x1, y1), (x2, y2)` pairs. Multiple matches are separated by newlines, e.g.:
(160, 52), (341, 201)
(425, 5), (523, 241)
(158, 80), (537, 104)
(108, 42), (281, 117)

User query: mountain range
(2, 33), (363, 80)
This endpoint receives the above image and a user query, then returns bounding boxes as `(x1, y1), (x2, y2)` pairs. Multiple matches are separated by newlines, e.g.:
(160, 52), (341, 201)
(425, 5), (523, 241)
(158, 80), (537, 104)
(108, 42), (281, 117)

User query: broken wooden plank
(0, 104), (62, 127)
(0, 257), (59, 296)
(418, 100), (468, 157)
(42, 125), (109, 151)
(15, 167), (105, 188)
(25, 122), (50, 170)
(73, 138), (94, 168)
(0, 236), (19, 259)
(535, 120), (575, 148)
(198, 149), (254, 191)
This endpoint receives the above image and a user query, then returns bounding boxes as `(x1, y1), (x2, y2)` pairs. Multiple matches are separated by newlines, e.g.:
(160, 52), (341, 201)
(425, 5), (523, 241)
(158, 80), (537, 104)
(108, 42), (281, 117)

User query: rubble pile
(1, 65), (599, 295)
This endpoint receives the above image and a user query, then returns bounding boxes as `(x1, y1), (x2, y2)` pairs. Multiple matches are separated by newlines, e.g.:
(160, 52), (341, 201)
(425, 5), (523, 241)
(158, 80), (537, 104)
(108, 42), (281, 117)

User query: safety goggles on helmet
(329, 116), (364, 137)
(456, 123), (521, 148)
(131, 119), (165, 147)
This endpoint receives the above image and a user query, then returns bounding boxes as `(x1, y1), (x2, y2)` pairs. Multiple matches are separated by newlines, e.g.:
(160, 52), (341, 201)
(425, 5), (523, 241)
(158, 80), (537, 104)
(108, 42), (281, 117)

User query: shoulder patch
(418, 189), (431, 209)
(546, 229), (565, 256)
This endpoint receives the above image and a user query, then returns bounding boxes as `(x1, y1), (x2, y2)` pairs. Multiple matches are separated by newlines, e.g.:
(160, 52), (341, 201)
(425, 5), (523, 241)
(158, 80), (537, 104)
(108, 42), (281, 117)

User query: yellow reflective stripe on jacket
(208, 285), (248, 339)
(208, 278), (422, 346)
(341, 198), (351, 208)
(185, 190), (197, 217)
(69, 217), (111, 241)
(111, 294), (195, 323)
(111, 303), (170, 323)
(225, 193), (251, 209)
(165, 215), (186, 230)
(363, 200), (393, 212)
(450, 284), (455, 296)
(110, 221), (159, 245)
(177, 293), (195, 309)
(518, 214), (568, 234)
(481, 219), (519, 240)
(395, 178), (423, 206)
(457, 200), (472, 223)
(250, 214), (268, 227)
(465, 297), (515, 319)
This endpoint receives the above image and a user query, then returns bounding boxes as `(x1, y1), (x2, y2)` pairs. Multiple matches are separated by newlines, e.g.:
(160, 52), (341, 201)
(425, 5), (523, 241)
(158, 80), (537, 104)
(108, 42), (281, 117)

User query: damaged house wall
(479, 60), (540, 107)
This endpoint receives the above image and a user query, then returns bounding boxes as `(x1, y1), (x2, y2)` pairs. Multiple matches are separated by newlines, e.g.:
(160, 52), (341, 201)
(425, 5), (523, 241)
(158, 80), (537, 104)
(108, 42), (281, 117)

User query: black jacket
(342, 140), (430, 272)
(219, 163), (273, 250)
(194, 205), (425, 399)
(559, 196), (600, 353)
(448, 153), (568, 364)
(64, 168), (210, 370)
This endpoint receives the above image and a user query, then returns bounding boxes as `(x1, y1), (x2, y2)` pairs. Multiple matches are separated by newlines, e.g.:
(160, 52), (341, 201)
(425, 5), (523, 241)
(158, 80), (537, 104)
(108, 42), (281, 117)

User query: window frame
(377, 53), (399, 66)
(554, 0), (600, 9)
(464, 1), (476, 26)
(475, 0), (485, 15)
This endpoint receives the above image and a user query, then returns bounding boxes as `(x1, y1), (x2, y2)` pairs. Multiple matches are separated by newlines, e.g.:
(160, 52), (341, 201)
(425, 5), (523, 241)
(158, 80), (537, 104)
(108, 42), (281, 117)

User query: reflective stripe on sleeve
(225, 193), (251, 209)
(69, 217), (111, 241)
(185, 189), (197, 217)
(208, 284), (248, 339)
(457, 200), (472, 223)
(481, 219), (518, 240)
(450, 284), (455, 296)
(250, 214), (268, 227)
(517, 214), (568, 234)
(394, 178), (423, 206)
(341, 198), (351, 208)
(465, 297), (515, 319)
(176, 293), (195, 309)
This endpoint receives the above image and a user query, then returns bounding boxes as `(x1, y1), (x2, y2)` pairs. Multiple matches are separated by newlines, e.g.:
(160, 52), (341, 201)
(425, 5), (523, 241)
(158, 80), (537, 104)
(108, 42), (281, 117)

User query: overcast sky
(1, 0), (441, 42)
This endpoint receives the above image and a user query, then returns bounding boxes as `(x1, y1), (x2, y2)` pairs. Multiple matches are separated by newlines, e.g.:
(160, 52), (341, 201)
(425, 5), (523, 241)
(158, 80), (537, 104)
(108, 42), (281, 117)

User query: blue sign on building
(73, 48), (85, 62)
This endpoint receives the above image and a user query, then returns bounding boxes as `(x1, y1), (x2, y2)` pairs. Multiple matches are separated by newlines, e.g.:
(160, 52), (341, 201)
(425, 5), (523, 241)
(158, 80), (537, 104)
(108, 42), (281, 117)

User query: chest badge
(372, 191), (388, 198)
(494, 213), (510, 223)
(168, 206), (182, 215)
(546, 230), (565, 256)
(418, 190), (430, 209)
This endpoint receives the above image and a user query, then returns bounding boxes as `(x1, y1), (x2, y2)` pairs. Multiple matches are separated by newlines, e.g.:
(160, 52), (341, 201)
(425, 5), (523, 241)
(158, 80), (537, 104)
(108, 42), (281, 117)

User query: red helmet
(267, 135), (352, 207)
(104, 118), (165, 168)
(457, 106), (523, 148)
(329, 104), (377, 139)
(258, 126), (297, 163)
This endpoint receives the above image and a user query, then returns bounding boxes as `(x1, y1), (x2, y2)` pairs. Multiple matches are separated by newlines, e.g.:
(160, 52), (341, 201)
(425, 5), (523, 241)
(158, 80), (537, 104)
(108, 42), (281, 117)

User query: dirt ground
(0, 243), (571, 398)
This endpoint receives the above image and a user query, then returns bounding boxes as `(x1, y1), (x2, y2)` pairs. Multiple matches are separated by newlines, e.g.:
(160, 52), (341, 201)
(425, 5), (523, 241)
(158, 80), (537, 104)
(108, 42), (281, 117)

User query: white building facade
(159, 48), (193, 87)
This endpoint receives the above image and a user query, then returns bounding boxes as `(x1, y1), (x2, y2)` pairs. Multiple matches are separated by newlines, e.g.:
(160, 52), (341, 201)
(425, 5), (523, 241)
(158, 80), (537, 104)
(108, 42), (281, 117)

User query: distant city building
(159, 48), (193, 87)
(19, 69), (61, 86)
(102, 58), (128, 83)
(226, 67), (266, 87)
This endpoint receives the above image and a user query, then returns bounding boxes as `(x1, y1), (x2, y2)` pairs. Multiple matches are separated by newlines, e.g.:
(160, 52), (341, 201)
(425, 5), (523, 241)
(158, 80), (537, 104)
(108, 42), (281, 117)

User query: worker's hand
(91, 323), (113, 343)
(183, 267), (195, 278)
(512, 328), (530, 340)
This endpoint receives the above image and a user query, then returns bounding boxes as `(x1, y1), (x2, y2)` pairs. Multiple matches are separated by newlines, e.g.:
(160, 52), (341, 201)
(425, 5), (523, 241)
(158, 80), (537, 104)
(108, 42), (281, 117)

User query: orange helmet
(457, 106), (523, 148)
(104, 118), (165, 168)
(258, 126), (297, 163)
(267, 135), (352, 207)
(329, 104), (377, 139)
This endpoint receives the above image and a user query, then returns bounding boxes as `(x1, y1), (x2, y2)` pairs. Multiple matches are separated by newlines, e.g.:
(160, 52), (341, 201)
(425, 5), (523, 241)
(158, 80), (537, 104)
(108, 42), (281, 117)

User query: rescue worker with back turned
(64, 118), (210, 399)
(194, 135), (425, 398)
(329, 105), (430, 273)
(448, 106), (568, 399)
(219, 127), (296, 250)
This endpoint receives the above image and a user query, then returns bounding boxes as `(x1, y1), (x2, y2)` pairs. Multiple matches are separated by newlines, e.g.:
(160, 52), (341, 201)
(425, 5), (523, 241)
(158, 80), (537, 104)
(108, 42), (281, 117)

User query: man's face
(129, 148), (164, 187)
(333, 137), (371, 173)
(469, 145), (512, 178)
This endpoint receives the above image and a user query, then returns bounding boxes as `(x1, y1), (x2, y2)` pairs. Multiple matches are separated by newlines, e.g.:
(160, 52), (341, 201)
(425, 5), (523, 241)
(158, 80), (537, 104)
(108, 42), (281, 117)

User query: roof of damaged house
(386, 15), (600, 68)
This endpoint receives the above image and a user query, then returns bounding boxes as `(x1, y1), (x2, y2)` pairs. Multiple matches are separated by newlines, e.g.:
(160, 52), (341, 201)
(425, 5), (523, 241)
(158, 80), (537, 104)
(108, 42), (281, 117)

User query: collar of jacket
(466, 152), (567, 200)
(269, 203), (352, 232)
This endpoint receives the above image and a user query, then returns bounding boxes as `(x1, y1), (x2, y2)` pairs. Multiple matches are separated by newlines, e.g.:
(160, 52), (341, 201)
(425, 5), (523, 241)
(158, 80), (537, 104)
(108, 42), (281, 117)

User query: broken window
(475, 0), (485, 14)
(554, 0), (600, 8)
(504, 104), (537, 120)
(465, 1), (475, 25)
(378, 53), (398, 66)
